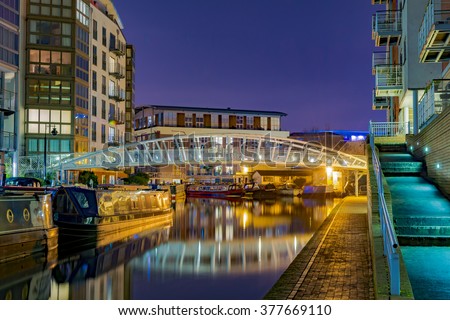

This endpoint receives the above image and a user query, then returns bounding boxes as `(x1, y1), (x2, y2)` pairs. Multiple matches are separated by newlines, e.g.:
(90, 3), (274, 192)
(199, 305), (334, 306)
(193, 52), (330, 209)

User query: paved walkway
(264, 196), (375, 300)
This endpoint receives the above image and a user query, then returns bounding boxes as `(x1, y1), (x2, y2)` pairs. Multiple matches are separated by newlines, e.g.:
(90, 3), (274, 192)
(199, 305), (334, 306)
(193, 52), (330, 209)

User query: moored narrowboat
(0, 190), (58, 263)
(186, 183), (244, 198)
(51, 186), (173, 245)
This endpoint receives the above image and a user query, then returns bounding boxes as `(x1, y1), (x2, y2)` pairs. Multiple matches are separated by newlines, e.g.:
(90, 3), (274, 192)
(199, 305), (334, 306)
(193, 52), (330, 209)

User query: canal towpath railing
(369, 122), (401, 296)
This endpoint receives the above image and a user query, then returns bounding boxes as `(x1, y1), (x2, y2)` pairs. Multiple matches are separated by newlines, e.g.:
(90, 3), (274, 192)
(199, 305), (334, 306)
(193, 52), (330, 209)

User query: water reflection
(0, 197), (336, 300)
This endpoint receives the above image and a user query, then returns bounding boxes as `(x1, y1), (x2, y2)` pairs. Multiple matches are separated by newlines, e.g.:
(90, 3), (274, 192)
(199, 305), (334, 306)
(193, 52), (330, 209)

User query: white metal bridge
(15, 134), (367, 175)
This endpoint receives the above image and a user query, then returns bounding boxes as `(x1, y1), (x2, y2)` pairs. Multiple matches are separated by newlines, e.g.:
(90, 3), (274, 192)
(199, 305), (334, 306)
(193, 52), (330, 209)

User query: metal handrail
(370, 121), (410, 136)
(369, 124), (401, 296)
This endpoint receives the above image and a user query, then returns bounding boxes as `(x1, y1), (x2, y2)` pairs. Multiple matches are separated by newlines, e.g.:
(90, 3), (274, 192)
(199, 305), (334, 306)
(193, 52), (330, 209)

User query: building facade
(134, 105), (289, 183)
(0, 0), (20, 183)
(20, 0), (132, 183)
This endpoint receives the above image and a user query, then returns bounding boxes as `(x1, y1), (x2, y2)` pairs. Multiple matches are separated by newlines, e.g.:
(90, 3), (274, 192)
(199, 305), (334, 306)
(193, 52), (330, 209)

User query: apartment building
(371, 0), (441, 132)
(0, 0), (20, 183)
(21, 0), (132, 183)
(134, 105), (289, 183)
(372, 0), (450, 195)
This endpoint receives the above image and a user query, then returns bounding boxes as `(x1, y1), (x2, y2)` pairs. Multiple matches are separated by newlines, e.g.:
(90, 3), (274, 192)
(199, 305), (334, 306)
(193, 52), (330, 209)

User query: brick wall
(406, 106), (450, 197)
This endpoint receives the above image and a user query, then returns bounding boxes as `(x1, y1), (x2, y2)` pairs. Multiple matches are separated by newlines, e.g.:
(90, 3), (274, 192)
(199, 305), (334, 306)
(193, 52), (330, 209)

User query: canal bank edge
(367, 145), (414, 300)
(263, 198), (346, 299)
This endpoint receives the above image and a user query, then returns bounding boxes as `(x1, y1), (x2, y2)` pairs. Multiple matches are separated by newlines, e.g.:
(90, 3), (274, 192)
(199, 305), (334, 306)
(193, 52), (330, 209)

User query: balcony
(418, 79), (449, 129)
(109, 63), (125, 79)
(0, 131), (15, 151)
(372, 51), (391, 74)
(418, 0), (450, 62)
(108, 111), (125, 125)
(110, 41), (126, 56)
(108, 87), (125, 102)
(372, 90), (390, 110)
(107, 135), (121, 147)
(0, 89), (16, 115)
(372, 10), (402, 47)
(374, 64), (403, 97)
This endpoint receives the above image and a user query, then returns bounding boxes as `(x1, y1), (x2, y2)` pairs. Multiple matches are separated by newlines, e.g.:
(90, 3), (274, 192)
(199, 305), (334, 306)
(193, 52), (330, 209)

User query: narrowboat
(185, 183), (244, 198)
(162, 184), (186, 202)
(302, 185), (334, 198)
(0, 189), (58, 263)
(51, 186), (173, 245)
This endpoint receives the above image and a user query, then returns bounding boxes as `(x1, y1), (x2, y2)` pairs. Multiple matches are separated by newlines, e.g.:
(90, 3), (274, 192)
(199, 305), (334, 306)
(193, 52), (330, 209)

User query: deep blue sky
(113, 0), (384, 132)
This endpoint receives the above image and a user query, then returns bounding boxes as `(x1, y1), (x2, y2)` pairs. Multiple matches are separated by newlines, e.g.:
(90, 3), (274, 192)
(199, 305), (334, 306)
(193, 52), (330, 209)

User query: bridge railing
(369, 128), (401, 296)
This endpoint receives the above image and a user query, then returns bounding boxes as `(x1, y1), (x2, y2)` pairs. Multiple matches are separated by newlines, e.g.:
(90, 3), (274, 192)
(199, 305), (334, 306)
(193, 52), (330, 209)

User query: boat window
(73, 191), (90, 208)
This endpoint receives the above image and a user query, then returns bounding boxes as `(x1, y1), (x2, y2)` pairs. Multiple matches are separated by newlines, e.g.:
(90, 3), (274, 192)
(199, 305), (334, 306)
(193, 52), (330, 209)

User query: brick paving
(264, 196), (375, 300)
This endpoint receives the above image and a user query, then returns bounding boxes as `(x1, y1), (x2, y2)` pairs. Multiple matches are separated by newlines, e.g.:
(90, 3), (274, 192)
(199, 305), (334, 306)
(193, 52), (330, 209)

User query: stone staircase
(376, 143), (423, 175)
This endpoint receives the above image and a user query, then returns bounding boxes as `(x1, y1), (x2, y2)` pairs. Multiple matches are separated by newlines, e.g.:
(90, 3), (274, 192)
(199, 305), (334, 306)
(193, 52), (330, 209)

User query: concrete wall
(406, 106), (450, 197)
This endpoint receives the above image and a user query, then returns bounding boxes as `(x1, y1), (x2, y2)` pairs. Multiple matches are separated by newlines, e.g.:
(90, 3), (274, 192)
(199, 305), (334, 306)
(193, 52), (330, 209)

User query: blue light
(425, 147), (429, 153)
(437, 163), (441, 169)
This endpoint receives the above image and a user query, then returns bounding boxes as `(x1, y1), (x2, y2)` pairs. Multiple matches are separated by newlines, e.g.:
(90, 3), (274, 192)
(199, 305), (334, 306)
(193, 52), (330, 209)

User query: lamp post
(43, 125), (58, 184)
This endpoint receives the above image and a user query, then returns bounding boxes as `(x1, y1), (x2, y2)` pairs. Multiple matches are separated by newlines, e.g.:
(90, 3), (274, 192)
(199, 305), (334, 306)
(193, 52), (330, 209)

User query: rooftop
(136, 105), (288, 117)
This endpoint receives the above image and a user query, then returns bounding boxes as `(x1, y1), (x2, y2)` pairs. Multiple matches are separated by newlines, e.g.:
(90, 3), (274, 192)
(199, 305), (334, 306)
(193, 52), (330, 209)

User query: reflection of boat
(276, 183), (303, 197)
(0, 190), (58, 263)
(51, 186), (172, 246)
(51, 224), (171, 300)
(243, 182), (277, 200)
(186, 184), (244, 198)
(302, 185), (334, 198)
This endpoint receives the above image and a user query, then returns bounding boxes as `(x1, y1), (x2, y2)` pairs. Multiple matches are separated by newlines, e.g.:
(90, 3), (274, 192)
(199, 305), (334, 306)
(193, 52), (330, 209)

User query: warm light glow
(242, 166), (249, 173)
(326, 167), (333, 175)
(243, 212), (248, 229)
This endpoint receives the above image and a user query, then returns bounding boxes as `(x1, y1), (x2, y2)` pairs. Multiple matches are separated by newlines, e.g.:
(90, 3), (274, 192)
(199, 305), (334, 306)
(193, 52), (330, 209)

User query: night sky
(113, 0), (385, 132)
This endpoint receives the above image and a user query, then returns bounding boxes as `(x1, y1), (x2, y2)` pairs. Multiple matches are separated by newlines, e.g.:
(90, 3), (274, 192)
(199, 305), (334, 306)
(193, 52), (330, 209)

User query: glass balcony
(372, 90), (390, 110)
(108, 87), (125, 102)
(418, 0), (450, 62)
(0, 89), (16, 115)
(418, 79), (450, 129)
(372, 10), (402, 46)
(374, 64), (403, 97)
(110, 40), (126, 56)
(109, 63), (125, 79)
(0, 131), (15, 151)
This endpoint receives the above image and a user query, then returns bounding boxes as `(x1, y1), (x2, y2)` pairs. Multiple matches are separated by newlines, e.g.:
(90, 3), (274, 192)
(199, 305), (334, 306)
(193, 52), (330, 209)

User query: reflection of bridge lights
(243, 212), (248, 229)
(258, 236), (261, 262)
(294, 236), (297, 252)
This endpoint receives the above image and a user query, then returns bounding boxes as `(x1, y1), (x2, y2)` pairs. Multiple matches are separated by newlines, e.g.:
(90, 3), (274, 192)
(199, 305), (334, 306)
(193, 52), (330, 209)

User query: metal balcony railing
(369, 121), (410, 137)
(418, 79), (449, 129)
(418, 0), (450, 62)
(374, 64), (403, 96)
(109, 63), (125, 79)
(372, 10), (402, 46)
(372, 89), (390, 110)
(372, 51), (392, 74)
(371, 0), (388, 4)
(0, 89), (17, 115)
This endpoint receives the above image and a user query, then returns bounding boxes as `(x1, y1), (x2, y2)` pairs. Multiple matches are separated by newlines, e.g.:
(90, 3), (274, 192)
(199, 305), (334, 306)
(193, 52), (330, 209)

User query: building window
(101, 100), (106, 119)
(29, 20), (72, 47)
(29, 49), (72, 76)
(27, 79), (71, 105)
(93, 19), (97, 40)
(102, 27), (106, 46)
(101, 124), (106, 143)
(92, 45), (97, 65)
(101, 75), (106, 95)
(196, 116), (204, 128)
(236, 116), (243, 129)
(92, 96), (97, 116)
(92, 122), (97, 142)
(101, 51), (106, 70)
(27, 109), (72, 134)
(185, 116), (192, 127)
(76, 0), (90, 27)
(92, 71), (97, 91)
(247, 116), (253, 129)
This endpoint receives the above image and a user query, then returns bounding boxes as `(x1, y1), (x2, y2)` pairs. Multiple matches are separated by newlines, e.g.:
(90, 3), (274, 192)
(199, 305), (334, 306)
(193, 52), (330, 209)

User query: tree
(78, 170), (98, 187)
(123, 172), (149, 185)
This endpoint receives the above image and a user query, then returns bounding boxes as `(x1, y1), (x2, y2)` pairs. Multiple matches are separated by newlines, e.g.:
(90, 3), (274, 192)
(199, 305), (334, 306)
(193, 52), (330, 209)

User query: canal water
(0, 197), (337, 300)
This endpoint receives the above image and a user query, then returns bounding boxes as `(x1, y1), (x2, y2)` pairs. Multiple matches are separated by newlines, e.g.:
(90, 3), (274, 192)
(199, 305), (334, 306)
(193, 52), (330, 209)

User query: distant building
(134, 105), (289, 183)
(0, 0), (20, 182)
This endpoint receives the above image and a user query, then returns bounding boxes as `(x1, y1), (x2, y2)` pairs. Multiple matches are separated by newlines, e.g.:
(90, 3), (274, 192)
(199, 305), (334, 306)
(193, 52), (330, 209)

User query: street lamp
(43, 125), (58, 184)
